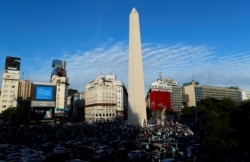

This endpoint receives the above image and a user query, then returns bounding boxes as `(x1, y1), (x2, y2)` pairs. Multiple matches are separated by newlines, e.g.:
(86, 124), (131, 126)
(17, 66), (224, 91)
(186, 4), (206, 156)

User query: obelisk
(128, 7), (147, 127)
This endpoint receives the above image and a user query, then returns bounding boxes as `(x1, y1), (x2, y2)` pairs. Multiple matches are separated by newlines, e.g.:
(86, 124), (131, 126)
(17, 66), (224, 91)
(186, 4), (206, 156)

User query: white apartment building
(50, 59), (69, 117)
(241, 89), (250, 101)
(0, 70), (20, 113)
(85, 75), (128, 123)
(163, 78), (183, 112)
(183, 80), (242, 107)
(0, 56), (21, 113)
(51, 75), (68, 115)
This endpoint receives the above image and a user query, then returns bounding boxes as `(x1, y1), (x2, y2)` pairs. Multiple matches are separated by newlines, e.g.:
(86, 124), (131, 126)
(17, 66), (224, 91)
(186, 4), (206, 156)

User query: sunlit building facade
(147, 77), (183, 114)
(183, 80), (242, 107)
(241, 89), (250, 101)
(85, 75), (128, 123)
(50, 59), (69, 118)
(0, 56), (21, 113)
(18, 80), (32, 100)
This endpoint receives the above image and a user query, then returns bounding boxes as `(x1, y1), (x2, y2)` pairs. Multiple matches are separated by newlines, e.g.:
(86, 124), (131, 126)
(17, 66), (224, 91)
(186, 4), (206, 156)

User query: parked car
(0, 153), (7, 161)
(45, 151), (73, 162)
(119, 141), (138, 150)
(95, 145), (114, 154)
(72, 145), (96, 160)
(6, 152), (30, 161)
(92, 149), (110, 161)
(65, 140), (82, 147)
(160, 158), (177, 162)
(21, 153), (46, 162)
(127, 150), (151, 161)
(53, 146), (67, 152)
(141, 143), (161, 152)
(69, 159), (86, 162)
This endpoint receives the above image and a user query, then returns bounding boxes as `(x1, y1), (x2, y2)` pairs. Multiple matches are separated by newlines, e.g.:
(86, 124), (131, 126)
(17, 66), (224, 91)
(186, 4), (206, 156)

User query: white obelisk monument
(128, 7), (147, 127)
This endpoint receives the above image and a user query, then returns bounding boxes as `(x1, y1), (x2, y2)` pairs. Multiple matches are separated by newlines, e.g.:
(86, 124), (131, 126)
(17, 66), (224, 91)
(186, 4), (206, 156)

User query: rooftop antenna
(21, 72), (24, 80)
(27, 71), (30, 81)
(159, 72), (162, 80)
(208, 70), (211, 86)
(191, 60), (194, 81)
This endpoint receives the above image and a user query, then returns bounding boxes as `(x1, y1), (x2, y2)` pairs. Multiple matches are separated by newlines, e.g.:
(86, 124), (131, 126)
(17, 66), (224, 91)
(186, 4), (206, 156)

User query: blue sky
(0, 0), (250, 92)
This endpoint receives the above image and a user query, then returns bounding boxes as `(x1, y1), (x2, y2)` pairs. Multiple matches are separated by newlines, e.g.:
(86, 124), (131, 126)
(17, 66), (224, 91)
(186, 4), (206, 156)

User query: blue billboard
(32, 83), (56, 102)
(36, 86), (53, 100)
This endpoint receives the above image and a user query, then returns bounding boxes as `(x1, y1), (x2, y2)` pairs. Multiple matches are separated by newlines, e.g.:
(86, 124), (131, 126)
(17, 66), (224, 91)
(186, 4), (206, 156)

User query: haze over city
(0, 0), (250, 92)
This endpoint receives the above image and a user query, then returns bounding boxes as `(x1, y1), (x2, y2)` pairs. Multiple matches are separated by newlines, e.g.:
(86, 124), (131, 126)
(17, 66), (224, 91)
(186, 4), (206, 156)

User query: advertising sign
(36, 86), (53, 100)
(150, 91), (171, 111)
(32, 83), (56, 102)
(5, 56), (21, 71)
(31, 107), (54, 120)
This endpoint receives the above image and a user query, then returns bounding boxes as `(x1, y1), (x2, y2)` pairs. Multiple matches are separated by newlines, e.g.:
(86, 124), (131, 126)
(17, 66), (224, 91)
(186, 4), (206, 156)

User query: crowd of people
(0, 120), (201, 162)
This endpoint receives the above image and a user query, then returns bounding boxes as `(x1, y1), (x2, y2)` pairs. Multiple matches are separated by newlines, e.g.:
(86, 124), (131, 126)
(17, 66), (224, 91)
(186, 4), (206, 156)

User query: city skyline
(0, 0), (250, 93)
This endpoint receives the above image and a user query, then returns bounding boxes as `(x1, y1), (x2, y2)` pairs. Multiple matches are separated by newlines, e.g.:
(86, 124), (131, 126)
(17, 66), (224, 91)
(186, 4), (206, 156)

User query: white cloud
(59, 42), (250, 91)
(61, 42), (128, 92)
(24, 41), (250, 92)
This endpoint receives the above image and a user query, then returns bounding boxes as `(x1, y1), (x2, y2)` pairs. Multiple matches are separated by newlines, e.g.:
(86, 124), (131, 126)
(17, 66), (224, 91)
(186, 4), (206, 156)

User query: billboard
(36, 86), (53, 100)
(5, 56), (21, 71)
(150, 91), (171, 111)
(32, 84), (56, 101)
(31, 107), (54, 120)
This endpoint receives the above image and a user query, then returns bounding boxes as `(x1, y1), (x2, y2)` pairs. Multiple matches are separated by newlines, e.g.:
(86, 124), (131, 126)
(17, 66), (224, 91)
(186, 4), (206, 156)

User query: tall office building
(50, 59), (69, 118)
(128, 8), (147, 127)
(0, 56), (20, 113)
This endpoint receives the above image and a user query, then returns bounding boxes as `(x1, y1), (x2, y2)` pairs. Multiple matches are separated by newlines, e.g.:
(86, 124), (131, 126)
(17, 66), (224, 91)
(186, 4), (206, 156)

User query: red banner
(150, 91), (171, 111)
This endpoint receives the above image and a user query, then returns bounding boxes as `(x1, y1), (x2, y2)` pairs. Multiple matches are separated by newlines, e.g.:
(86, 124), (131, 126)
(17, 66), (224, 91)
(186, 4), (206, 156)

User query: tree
(231, 100), (250, 153)
(198, 98), (239, 161)
(181, 98), (241, 161)
(0, 106), (30, 126)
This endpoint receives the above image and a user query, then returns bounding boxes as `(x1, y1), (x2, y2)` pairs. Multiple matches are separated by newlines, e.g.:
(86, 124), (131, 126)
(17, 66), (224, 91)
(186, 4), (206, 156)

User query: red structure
(149, 91), (171, 111)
